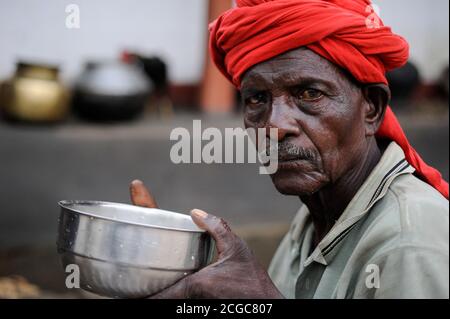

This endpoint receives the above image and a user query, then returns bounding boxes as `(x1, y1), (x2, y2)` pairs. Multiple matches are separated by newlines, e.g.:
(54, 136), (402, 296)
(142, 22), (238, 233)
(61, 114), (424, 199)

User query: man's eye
(297, 89), (323, 101)
(245, 93), (266, 106)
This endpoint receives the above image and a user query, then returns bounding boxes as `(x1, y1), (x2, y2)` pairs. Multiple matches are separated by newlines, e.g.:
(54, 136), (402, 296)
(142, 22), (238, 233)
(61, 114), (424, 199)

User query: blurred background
(0, 0), (448, 298)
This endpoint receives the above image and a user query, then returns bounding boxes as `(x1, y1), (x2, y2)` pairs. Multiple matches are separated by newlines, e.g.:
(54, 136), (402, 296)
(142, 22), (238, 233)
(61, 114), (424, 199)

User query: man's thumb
(190, 209), (237, 256)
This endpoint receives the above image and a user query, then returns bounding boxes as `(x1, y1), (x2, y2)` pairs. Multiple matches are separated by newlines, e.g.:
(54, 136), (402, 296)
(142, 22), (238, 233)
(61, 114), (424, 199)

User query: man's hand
(129, 179), (284, 299)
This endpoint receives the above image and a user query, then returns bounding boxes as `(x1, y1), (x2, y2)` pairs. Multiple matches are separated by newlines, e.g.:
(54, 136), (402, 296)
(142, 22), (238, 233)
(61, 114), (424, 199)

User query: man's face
(241, 48), (369, 196)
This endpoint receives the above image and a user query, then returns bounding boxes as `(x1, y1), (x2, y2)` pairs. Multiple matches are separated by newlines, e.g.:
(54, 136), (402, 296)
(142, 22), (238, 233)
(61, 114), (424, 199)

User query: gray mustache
(267, 142), (317, 161)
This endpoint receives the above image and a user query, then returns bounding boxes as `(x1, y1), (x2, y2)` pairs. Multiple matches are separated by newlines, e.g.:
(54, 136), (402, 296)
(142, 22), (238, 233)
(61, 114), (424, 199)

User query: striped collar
(295, 142), (415, 267)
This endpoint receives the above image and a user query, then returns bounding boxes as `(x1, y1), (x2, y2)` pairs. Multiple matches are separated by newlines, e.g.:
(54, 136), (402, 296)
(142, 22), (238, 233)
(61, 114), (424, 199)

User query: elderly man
(131, 0), (449, 298)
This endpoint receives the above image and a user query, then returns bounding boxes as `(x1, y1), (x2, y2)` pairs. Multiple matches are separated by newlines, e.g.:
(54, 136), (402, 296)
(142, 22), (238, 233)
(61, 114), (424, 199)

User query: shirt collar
(301, 141), (415, 267)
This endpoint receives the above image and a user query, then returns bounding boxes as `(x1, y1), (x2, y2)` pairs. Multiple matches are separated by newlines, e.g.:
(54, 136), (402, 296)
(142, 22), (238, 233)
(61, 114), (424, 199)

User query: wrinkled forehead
(240, 47), (354, 90)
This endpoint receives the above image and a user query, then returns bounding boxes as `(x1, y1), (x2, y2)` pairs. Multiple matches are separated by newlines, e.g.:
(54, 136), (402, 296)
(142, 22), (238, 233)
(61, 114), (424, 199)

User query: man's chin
(270, 171), (326, 196)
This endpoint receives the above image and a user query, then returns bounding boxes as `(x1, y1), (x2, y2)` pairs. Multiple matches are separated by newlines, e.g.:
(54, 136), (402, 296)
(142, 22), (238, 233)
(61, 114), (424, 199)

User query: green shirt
(268, 142), (449, 299)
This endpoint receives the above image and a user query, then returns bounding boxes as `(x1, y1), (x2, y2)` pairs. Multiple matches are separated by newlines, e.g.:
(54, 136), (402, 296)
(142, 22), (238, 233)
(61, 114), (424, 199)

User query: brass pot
(0, 62), (69, 122)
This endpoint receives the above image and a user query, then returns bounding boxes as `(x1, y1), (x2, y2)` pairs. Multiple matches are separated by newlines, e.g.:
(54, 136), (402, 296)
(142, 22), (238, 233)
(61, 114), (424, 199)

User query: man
(131, 0), (449, 298)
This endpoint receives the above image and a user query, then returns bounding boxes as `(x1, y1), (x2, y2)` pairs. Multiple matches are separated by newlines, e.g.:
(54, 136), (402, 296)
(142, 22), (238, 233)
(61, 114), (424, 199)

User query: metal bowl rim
(58, 200), (206, 233)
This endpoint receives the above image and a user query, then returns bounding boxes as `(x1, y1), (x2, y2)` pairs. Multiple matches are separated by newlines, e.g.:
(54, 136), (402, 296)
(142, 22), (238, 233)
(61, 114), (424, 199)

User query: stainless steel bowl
(57, 200), (214, 298)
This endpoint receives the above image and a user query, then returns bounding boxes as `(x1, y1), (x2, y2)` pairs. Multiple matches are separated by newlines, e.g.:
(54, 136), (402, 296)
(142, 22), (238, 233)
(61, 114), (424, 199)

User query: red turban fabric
(209, 0), (449, 199)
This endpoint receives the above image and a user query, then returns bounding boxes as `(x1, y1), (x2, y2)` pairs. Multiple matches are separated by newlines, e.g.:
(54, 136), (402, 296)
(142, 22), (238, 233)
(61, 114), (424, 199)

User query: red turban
(209, 0), (449, 199)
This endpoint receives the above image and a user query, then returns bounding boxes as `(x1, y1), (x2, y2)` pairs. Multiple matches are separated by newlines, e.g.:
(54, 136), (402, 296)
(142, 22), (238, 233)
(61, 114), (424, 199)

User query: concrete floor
(0, 109), (448, 295)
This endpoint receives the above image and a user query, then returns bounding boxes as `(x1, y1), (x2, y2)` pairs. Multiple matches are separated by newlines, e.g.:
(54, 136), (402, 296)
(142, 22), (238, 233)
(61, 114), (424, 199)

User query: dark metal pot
(386, 61), (420, 102)
(72, 61), (152, 121)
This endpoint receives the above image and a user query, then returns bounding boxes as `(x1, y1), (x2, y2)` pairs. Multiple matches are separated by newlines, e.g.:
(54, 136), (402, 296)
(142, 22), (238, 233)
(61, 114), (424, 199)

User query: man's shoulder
(388, 173), (448, 239)
(389, 172), (449, 210)
(360, 172), (448, 253)
(345, 173), (449, 298)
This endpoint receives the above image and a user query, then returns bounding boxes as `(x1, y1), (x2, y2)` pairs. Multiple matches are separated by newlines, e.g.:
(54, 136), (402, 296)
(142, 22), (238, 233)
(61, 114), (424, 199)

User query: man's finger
(190, 209), (238, 256)
(129, 180), (158, 208)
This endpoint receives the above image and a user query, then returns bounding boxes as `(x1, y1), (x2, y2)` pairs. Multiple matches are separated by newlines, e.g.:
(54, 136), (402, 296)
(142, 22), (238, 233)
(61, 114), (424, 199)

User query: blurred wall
(0, 0), (448, 85)
(374, 0), (449, 82)
(0, 0), (208, 84)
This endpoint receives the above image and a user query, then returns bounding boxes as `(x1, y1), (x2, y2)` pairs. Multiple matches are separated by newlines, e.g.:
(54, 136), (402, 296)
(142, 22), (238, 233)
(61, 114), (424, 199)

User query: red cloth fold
(209, 0), (448, 199)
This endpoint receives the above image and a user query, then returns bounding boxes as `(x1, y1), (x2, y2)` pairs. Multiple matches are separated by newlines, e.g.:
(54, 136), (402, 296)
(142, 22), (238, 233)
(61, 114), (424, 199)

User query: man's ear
(362, 84), (390, 136)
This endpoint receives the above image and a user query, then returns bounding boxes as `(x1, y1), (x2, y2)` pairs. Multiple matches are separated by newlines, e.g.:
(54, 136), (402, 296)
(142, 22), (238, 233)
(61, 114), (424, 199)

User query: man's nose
(266, 98), (301, 141)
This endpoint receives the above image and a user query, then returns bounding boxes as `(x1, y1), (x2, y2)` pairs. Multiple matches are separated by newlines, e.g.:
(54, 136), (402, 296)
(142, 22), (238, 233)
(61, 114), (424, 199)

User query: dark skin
(129, 47), (390, 298)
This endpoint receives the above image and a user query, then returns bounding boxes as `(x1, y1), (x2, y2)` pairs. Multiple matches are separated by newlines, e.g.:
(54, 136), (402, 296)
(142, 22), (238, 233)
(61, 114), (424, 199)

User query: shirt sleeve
(352, 245), (449, 299)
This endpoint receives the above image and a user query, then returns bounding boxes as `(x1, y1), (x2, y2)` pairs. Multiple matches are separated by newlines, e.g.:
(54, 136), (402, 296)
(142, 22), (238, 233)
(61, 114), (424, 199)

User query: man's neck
(300, 138), (382, 248)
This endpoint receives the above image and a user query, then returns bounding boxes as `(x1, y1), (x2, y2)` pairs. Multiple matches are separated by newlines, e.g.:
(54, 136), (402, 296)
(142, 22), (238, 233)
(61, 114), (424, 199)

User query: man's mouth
(277, 155), (312, 170)
(259, 152), (316, 173)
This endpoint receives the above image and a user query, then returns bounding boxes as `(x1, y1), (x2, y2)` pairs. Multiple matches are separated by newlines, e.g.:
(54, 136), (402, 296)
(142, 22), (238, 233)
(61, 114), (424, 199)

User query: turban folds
(209, 0), (449, 199)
